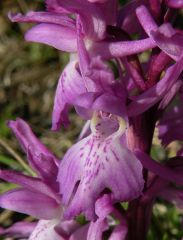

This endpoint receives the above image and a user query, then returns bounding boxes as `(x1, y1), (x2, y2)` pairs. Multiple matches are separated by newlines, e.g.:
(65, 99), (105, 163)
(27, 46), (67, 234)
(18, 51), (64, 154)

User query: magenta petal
(76, 30), (116, 93)
(87, 218), (108, 240)
(58, 123), (144, 219)
(75, 92), (126, 120)
(166, 0), (183, 8)
(25, 23), (77, 52)
(27, 148), (59, 190)
(135, 150), (183, 185)
(1, 221), (37, 238)
(69, 224), (89, 240)
(109, 223), (128, 240)
(55, 0), (108, 40)
(151, 24), (183, 61)
(91, 38), (156, 60)
(9, 11), (75, 29)
(46, 0), (69, 13)
(136, 6), (183, 61)
(136, 5), (158, 36)
(52, 60), (86, 130)
(8, 118), (59, 182)
(87, 195), (113, 240)
(0, 170), (59, 202)
(127, 56), (183, 116)
(0, 189), (60, 219)
(159, 80), (182, 109)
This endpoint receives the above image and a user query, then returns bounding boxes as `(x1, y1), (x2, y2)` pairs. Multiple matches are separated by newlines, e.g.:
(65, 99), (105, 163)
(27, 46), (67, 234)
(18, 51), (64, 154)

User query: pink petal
(52, 60), (86, 130)
(75, 92), (126, 120)
(166, 0), (183, 8)
(136, 6), (183, 61)
(0, 189), (60, 219)
(8, 119), (59, 183)
(0, 221), (37, 238)
(25, 23), (77, 52)
(92, 38), (156, 60)
(0, 170), (60, 202)
(127, 55), (183, 116)
(135, 150), (183, 185)
(9, 11), (75, 29)
(58, 118), (144, 219)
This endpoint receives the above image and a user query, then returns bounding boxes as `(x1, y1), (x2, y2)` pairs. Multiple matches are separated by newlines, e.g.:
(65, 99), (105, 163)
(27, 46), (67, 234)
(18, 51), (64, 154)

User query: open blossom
(58, 112), (144, 219)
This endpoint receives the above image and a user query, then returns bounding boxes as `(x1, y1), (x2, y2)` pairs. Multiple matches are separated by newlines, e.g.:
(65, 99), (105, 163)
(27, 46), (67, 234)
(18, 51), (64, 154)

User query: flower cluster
(1, 0), (183, 239)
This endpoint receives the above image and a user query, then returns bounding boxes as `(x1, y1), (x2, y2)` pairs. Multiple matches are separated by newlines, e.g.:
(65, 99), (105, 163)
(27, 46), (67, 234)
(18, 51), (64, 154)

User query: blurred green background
(0, 1), (183, 239)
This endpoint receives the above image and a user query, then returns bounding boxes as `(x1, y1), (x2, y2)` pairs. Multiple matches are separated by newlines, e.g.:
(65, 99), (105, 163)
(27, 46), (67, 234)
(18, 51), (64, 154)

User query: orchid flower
(58, 112), (144, 220)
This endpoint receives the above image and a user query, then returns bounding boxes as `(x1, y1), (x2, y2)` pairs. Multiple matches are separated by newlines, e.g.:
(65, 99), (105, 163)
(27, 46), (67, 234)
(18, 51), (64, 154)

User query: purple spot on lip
(105, 156), (109, 162)
(111, 149), (120, 161)
(93, 152), (97, 157)
(103, 145), (107, 152)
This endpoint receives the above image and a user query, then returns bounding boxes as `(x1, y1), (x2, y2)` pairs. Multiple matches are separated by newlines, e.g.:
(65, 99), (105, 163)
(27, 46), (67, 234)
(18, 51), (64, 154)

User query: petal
(9, 11), (75, 29)
(76, 28), (117, 93)
(8, 118), (59, 182)
(117, 0), (143, 34)
(0, 189), (60, 219)
(29, 220), (62, 240)
(151, 24), (183, 61)
(55, 0), (108, 40)
(136, 5), (158, 36)
(55, 220), (80, 237)
(0, 170), (60, 202)
(159, 80), (182, 109)
(136, 6), (183, 61)
(166, 0), (183, 8)
(87, 194), (113, 240)
(135, 150), (183, 185)
(52, 60), (86, 130)
(1, 221), (37, 238)
(46, 0), (69, 13)
(25, 23), (77, 52)
(127, 55), (183, 116)
(75, 92), (126, 120)
(87, 219), (108, 240)
(91, 38), (156, 60)
(69, 224), (89, 240)
(27, 148), (59, 191)
(109, 223), (128, 240)
(58, 119), (144, 219)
